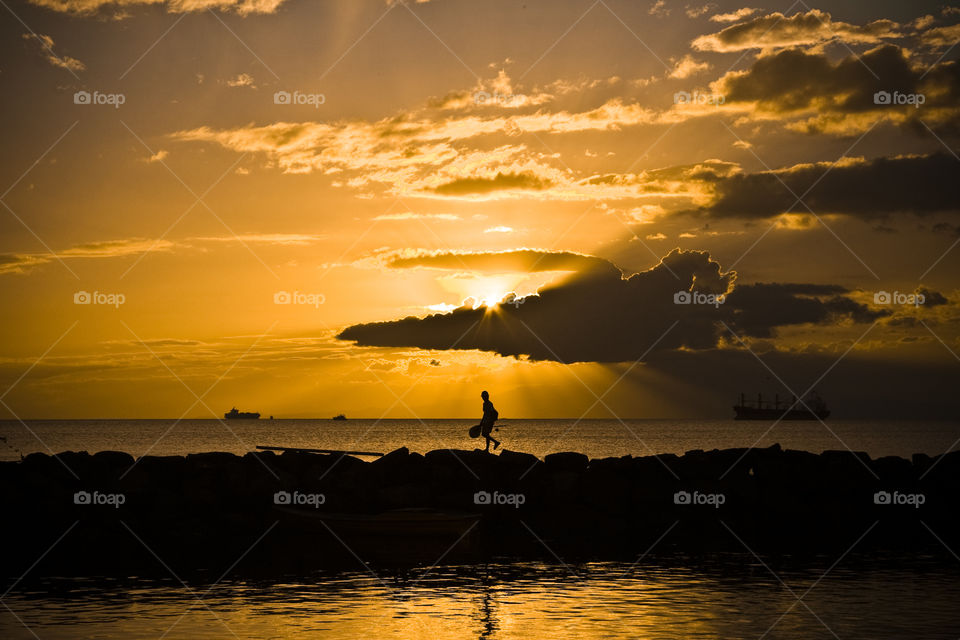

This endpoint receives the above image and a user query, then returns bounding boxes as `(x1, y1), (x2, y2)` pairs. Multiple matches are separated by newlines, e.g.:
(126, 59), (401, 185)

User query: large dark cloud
(338, 249), (888, 363)
(716, 45), (960, 134)
(695, 152), (960, 220)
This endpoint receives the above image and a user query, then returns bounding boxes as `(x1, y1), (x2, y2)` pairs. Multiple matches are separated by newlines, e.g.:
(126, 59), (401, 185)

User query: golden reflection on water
(3, 560), (959, 639)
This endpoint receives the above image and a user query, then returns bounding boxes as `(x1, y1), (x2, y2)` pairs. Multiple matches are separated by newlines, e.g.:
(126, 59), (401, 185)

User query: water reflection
(2, 555), (959, 639)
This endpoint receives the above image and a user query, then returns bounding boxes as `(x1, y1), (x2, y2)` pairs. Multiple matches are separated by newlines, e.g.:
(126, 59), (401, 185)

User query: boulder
(544, 451), (588, 473)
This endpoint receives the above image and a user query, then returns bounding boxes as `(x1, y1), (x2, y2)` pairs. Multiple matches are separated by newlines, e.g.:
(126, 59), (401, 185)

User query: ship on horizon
(225, 408), (260, 420)
(733, 392), (830, 421)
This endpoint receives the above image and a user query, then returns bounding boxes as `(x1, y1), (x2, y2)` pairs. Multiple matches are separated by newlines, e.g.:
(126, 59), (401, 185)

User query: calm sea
(1, 418), (958, 462)
(2, 559), (959, 639)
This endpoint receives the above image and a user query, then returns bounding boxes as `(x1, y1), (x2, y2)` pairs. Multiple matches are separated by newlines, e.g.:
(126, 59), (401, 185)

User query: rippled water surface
(3, 558), (959, 639)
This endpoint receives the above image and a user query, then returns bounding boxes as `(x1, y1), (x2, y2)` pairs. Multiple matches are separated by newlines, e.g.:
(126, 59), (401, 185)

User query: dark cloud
(716, 45), (960, 134)
(932, 222), (960, 237)
(385, 249), (619, 275)
(430, 171), (552, 196)
(917, 286), (949, 306)
(722, 283), (884, 338)
(694, 153), (960, 220)
(338, 250), (887, 363)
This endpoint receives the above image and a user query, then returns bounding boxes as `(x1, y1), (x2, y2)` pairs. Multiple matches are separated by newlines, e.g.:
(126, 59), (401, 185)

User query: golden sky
(1, 0), (959, 419)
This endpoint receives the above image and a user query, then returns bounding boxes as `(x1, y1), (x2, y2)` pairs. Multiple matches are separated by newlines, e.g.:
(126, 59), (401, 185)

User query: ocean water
(3, 558), (959, 639)
(1, 418), (957, 462)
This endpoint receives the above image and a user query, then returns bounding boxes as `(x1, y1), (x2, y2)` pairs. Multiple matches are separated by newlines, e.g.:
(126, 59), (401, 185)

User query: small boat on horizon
(225, 407), (260, 420)
(332, 414), (347, 420)
(733, 392), (830, 421)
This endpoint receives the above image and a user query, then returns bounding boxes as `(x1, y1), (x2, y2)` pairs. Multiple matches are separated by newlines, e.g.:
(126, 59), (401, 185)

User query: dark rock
(873, 455), (914, 480)
(186, 451), (241, 467)
(371, 446), (409, 470)
(912, 452), (933, 470)
(4, 444), (959, 576)
(544, 451), (588, 473)
(497, 448), (540, 470)
(92, 450), (135, 467)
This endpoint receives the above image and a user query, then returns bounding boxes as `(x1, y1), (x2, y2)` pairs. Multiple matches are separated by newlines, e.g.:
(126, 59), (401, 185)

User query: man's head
(481, 390), (489, 400)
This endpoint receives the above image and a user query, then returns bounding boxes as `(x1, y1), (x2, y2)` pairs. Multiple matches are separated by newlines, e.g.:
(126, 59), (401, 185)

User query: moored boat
(733, 392), (830, 420)
(225, 407), (260, 420)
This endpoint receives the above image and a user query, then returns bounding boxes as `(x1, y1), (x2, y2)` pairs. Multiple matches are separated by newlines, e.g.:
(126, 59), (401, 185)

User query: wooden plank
(256, 445), (384, 457)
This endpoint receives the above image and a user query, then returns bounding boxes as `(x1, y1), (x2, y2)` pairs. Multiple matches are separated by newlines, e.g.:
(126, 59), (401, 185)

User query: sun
(438, 274), (526, 309)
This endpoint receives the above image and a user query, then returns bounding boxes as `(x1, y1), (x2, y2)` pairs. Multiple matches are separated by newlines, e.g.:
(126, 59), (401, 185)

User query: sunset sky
(2, 0), (959, 419)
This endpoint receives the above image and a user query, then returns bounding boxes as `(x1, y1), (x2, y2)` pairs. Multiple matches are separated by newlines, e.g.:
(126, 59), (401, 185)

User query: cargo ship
(225, 407), (260, 420)
(733, 392), (829, 420)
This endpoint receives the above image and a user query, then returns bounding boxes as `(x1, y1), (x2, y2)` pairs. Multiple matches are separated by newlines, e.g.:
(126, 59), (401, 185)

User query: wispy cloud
(21, 33), (85, 72)
(28, 0), (288, 16)
(693, 9), (901, 51)
(0, 234), (324, 276)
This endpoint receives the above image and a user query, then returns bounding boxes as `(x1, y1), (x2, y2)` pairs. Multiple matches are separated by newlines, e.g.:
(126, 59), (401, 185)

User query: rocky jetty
(2, 445), (958, 576)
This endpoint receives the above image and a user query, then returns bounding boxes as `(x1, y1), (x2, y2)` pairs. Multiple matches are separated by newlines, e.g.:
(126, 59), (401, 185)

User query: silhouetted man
(480, 390), (500, 452)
